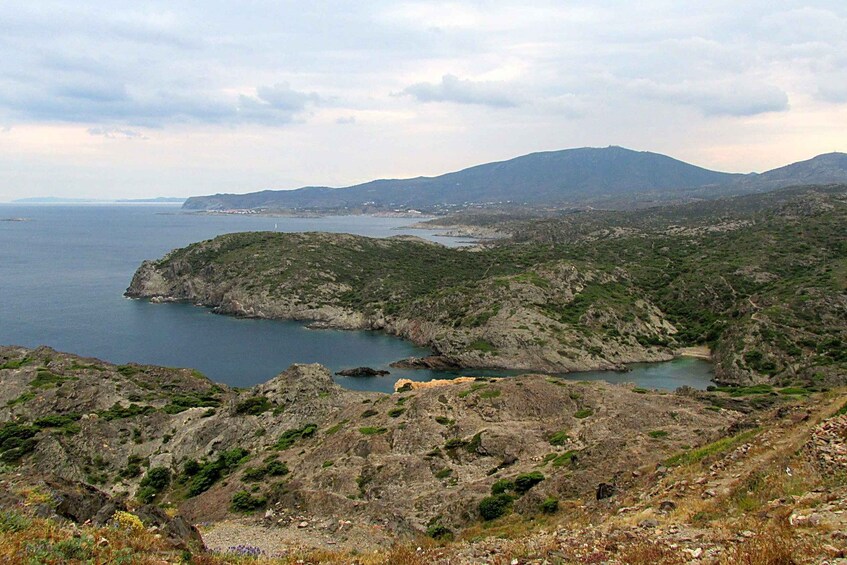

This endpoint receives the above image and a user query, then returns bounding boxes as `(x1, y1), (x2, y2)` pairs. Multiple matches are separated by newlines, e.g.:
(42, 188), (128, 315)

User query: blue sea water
(0, 204), (713, 392)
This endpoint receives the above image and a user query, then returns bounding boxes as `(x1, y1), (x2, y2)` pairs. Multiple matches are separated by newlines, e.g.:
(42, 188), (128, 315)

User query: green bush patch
(359, 426), (388, 436)
(275, 424), (318, 450)
(230, 490), (267, 512)
(548, 430), (570, 446)
(513, 471), (545, 494)
(478, 493), (514, 521)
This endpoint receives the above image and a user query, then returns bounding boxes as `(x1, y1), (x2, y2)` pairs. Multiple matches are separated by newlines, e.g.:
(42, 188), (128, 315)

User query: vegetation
(234, 395), (272, 416)
(184, 448), (250, 497)
(230, 490), (267, 512)
(478, 493), (514, 521)
(136, 467), (170, 503)
(275, 424), (318, 450)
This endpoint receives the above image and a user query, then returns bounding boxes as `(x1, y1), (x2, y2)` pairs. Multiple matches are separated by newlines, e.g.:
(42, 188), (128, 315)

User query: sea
(0, 204), (714, 392)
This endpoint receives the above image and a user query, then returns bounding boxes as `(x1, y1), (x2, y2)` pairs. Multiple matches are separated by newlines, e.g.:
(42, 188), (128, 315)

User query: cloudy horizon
(1, 1), (845, 201)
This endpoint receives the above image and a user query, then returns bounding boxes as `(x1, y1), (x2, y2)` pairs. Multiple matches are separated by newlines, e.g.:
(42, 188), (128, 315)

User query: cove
(0, 203), (714, 393)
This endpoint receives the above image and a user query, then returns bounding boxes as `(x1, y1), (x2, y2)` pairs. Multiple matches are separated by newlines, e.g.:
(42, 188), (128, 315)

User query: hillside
(133, 185), (847, 387)
(1, 346), (845, 562)
(181, 147), (847, 212)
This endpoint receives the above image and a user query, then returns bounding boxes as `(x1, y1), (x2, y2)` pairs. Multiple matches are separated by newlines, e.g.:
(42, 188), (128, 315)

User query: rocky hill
(131, 185), (847, 387)
(181, 147), (847, 212)
(1, 346), (845, 562)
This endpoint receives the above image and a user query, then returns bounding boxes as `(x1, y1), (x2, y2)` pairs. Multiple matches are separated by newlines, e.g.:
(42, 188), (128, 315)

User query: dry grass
(720, 526), (818, 565)
(0, 511), (174, 564)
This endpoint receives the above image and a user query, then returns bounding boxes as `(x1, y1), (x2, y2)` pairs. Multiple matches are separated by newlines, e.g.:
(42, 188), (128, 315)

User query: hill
(136, 185), (847, 387)
(181, 147), (847, 212)
(0, 346), (845, 562)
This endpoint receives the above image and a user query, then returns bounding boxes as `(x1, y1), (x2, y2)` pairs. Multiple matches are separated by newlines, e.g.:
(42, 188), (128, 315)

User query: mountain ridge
(182, 146), (847, 211)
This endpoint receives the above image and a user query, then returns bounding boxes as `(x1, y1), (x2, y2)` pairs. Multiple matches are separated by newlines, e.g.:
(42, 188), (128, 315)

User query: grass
(648, 430), (669, 439)
(551, 451), (578, 467)
(458, 383), (488, 398)
(548, 430), (570, 446)
(573, 408), (593, 419)
(478, 388), (501, 399)
(359, 427), (388, 436)
(665, 428), (760, 467)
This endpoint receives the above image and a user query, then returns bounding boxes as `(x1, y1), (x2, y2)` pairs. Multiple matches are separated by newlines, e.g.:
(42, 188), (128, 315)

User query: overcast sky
(1, 1), (845, 201)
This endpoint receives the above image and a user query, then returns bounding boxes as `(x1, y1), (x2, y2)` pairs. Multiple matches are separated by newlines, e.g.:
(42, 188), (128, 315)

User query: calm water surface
(0, 204), (713, 392)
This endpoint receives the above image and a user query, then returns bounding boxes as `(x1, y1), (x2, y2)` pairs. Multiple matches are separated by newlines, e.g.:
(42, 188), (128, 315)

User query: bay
(0, 204), (713, 392)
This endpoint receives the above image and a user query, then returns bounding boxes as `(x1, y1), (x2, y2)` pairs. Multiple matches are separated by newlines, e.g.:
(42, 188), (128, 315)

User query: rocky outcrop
(335, 367), (390, 377)
(125, 233), (679, 374)
(1, 346), (741, 550)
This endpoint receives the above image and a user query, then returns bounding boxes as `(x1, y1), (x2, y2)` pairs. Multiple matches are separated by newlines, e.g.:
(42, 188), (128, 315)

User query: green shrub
(648, 430), (669, 439)
(97, 403), (155, 421)
(186, 448), (249, 497)
(551, 451), (578, 467)
(574, 408), (593, 419)
(478, 493), (514, 521)
(359, 426), (387, 435)
(275, 424), (317, 450)
(387, 407), (405, 418)
(434, 468), (452, 479)
(491, 479), (514, 495)
(548, 430), (570, 446)
(360, 409), (378, 418)
(444, 438), (467, 450)
(426, 523), (453, 540)
(434, 416), (454, 426)
(513, 471), (545, 494)
(230, 490), (266, 512)
(234, 396), (272, 416)
(0, 510), (31, 533)
(140, 467), (171, 491)
(540, 497), (559, 514)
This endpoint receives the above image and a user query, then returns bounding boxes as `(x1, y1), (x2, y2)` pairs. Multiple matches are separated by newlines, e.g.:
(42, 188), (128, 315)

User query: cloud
(402, 74), (520, 107)
(87, 127), (148, 139)
(336, 115), (356, 124)
(236, 83), (321, 125)
(629, 79), (790, 117)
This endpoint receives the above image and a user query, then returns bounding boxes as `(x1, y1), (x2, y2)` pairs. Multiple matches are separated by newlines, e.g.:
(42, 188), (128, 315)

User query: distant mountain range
(13, 197), (185, 204)
(182, 146), (847, 211)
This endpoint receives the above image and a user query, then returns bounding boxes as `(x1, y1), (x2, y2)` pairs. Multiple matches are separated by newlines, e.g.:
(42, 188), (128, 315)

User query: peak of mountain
(182, 147), (847, 212)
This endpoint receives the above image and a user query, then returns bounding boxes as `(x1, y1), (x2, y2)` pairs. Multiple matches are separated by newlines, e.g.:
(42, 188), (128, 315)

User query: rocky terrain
(126, 232), (678, 374)
(1, 346), (845, 563)
(128, 185), (847, 387)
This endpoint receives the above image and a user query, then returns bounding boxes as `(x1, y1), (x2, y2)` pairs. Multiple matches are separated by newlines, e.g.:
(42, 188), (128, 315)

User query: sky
(1, 1), (846, 201)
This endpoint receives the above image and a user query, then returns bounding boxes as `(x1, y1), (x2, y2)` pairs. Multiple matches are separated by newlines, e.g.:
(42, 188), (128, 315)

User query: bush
(540, 496), (559, 513)
(186, 448), (250, 497)
(478, 493), (513, 520)
(513, 471), (545, 494)
(574, 408), (593, 419)
(491, 479), (514, 495)
(359, 426), (387, 435)
(548, 430), (570, 446)
(426, 523), (453, 540)
(140, 466), (171, 491)
(230, 490), (267, 512)
(235, 396), (272, 416)
(275, 424), (317, 450)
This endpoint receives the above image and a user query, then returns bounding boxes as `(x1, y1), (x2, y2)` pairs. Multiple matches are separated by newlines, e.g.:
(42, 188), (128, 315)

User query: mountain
(181, 146), (847, 212)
